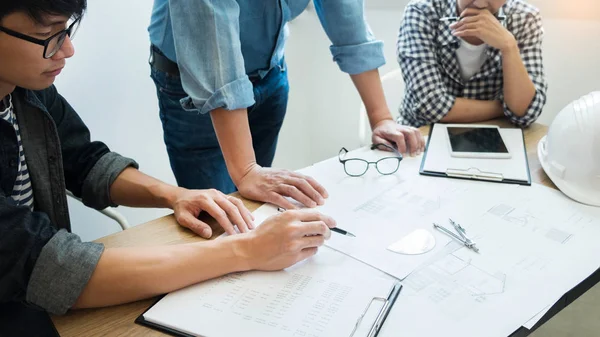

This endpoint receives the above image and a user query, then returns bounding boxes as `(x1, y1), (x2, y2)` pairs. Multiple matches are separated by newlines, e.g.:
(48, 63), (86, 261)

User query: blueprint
(252, 147), (600, 336)
(379, 184), (600, 337)
(297, 147), (518, 279)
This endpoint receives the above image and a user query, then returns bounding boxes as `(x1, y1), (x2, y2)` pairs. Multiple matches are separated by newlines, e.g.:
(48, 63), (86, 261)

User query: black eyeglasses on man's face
(0, 17), (81, 59)
(338, 143), (403, 177)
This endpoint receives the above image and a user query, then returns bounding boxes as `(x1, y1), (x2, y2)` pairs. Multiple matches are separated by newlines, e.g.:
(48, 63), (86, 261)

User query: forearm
(351, 69), (394, 128)
(210, 108), (256, 184)
(73, 236), (249, 309)
(109, 167), (181, 209)
(502, 43), (536, 117)
(441, 98), (504, 123)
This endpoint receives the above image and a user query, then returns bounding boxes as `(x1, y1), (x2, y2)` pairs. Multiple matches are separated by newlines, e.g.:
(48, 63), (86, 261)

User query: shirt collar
(13, 87), (49, 113)
(0, 94), (11, 114)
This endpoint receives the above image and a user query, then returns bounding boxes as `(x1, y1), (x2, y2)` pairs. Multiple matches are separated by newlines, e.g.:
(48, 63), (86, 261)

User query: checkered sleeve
(397, 3), (456, 125)
(502, 9), (547, 127)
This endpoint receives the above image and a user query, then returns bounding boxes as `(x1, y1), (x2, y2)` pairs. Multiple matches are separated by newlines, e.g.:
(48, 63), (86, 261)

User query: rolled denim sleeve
(313, 0), (385, 75)
(168, 0), (254, 114)
(501, 10), (547, 127)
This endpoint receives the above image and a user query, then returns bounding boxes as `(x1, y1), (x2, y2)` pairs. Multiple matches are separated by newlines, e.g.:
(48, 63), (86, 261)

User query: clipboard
(419, 123), (532, 186)
(135, 282), (403, 337)
(350, 282), (403, 337)
(136, 297), (194, 337)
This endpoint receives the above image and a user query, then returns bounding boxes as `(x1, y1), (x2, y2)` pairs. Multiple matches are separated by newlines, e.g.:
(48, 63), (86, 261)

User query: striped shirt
(1, 95), (34, 210)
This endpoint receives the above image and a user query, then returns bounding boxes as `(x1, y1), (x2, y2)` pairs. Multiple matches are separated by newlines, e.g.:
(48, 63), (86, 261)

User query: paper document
(216, 146), (600, 337)
(143, 204), (397, 337)
(143, 250), (395, 337)
(378, 184), (600, 337)
(523, 302), (555, 329)
(294, 147), (518, 279)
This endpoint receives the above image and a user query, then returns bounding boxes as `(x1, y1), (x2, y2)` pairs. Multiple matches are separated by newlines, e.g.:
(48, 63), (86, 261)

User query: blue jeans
(150, 63), (289, 194)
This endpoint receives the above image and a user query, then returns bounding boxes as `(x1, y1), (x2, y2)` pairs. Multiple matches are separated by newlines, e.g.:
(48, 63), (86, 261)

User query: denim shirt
(149, 0), (386, 114)
(0, 86), (138, 315)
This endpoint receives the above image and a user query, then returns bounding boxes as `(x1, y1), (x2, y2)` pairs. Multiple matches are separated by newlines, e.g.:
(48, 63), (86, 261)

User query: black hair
(0, 0), (86, 24)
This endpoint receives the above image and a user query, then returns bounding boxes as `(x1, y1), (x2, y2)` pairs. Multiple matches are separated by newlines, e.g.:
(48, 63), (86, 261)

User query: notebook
(136, 246), (401, 337)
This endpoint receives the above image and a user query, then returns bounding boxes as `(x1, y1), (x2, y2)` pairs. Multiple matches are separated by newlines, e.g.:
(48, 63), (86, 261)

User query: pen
(277, 207), (356, 237)
(438, 17), (460, 23)
(330, 227), (356, 238)
(438, 15), (506, 23)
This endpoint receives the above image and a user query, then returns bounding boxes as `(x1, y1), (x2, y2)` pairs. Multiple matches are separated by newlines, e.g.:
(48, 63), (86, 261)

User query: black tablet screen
(447, 127), (509, 153)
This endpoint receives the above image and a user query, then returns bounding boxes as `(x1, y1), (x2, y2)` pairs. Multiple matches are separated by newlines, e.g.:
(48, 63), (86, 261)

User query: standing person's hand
(236, 164), (329, 209)
(371, 119), (425, 156)
(238, 210), (336, 271)
(171, 188), (254, 239)
(450, 8), (517, 52)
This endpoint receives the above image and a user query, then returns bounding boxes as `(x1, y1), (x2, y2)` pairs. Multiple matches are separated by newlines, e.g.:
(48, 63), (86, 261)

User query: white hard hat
(538, 91), (600, 206)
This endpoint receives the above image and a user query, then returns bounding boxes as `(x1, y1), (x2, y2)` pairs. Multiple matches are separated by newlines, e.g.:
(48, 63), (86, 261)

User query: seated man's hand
(236, 164), (328, 209)
(372, 119), (426, 156)
(172, 188), (254, 238)
(239, 209), (336, 271)
(450, 8), (517, 52)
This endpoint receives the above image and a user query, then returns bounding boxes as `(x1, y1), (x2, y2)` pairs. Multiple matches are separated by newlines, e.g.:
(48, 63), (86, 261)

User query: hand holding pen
(438, 0), (506, 24)
(438, 8), (513, 52)
(278, 207), (356, 237)
(245, 209), (337, 270)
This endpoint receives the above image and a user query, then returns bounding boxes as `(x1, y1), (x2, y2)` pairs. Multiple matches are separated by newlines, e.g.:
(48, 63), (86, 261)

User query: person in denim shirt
(0, 1), (337, 332)
(148, 0), (426, 210)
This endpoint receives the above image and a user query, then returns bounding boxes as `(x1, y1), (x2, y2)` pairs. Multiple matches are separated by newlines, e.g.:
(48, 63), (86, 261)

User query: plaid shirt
(396, 0), (547, 127)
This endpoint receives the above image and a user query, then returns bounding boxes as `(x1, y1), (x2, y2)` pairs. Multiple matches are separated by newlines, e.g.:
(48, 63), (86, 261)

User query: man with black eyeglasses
(0, 1), (336, 334)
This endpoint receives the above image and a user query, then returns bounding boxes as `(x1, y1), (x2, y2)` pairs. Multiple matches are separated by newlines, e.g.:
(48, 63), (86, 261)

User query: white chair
(66, 190), (130, 230)
(358, 68), (406, 146)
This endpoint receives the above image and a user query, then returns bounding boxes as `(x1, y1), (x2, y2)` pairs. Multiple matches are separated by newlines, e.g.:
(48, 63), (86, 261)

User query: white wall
(55, 0), (174, 241)
(284, 3), (600, 166)
(538, 18), (600, 124)
(54, 0), (600, 241)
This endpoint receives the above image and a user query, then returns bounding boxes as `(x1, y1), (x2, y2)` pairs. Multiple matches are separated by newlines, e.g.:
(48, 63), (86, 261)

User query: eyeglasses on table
(338, 143), (403, 177)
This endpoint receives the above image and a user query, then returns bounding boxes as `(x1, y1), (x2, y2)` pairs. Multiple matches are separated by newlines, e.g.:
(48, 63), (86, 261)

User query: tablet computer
(446, 125), (511, 159)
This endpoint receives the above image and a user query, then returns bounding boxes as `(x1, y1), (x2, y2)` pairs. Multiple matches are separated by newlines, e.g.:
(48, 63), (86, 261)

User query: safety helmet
(538, 91), (600, 206)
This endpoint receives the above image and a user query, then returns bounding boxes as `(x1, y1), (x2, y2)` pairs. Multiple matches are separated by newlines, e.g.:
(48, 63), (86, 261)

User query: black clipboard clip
(350, 282), (403, 337)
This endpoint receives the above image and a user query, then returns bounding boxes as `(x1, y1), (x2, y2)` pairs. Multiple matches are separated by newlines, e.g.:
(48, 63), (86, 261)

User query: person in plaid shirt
(397, 0), (547, 127)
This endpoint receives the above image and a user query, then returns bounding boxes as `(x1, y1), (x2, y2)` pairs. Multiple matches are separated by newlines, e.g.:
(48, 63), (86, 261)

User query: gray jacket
(0, 86), (138, 315)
